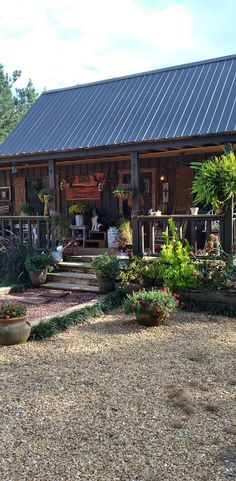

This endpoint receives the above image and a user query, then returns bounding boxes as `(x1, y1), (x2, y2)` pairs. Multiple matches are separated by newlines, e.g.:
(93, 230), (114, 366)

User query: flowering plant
(68, 203), (87, 215)
(123, 288), (180, 322)
(0, 302), (27, 319)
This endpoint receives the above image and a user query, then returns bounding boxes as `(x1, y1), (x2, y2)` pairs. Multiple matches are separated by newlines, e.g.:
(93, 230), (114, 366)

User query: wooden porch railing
(0, 216), (52, 250)
(134, 213), (236, 255)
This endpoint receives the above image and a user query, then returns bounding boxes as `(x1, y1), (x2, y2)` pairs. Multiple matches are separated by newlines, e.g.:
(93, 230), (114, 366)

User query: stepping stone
(21, 297), (52, 305)
(39, 290), (71, 298)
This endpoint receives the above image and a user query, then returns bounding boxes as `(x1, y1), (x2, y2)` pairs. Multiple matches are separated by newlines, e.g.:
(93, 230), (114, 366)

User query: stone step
(47, 271), (98, 286)
(58, 261), (95, 273)
(68, 255), (100, 263)
(42, 282), (100, 292)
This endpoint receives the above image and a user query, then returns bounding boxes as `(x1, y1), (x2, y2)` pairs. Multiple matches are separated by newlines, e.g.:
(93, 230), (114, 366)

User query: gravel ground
(0, 309), (235, 481)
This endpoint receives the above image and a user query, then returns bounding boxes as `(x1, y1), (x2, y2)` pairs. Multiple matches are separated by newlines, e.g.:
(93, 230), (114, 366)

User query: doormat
(40, 290), (71, 298)
(21, 297), (52, 305)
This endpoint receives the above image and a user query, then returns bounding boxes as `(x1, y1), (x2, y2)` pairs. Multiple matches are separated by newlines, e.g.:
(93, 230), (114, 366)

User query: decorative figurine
(91, 209), (102, 231)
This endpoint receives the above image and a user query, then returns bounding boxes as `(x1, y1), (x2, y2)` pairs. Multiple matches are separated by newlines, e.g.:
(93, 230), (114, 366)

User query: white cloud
(0, 0), (234, 92)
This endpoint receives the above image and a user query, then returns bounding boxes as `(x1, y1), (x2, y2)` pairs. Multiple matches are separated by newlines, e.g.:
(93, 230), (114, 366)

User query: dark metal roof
(0, 54), (235, 158)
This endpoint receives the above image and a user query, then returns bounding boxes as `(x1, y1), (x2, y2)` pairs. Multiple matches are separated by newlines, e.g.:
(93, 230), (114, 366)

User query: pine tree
(0, 64), (37, 143)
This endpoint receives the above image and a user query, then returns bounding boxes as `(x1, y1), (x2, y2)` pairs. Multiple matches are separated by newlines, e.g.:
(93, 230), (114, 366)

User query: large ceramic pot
(97, 275), (115, 293)
(75, 214), (84, 226)
(0, 317), (31, 345)
(28, 269), (47, 287)
(135, 312), (164, 327)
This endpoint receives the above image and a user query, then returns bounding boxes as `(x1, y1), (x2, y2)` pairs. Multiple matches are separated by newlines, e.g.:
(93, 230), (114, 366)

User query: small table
(69, 225), (88, 247)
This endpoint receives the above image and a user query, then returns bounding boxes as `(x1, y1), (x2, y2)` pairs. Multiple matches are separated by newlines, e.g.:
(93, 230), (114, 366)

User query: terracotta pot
(0, 316), (31, 345)
(28, 269), (47, 287)
(135, 312), (164, 326)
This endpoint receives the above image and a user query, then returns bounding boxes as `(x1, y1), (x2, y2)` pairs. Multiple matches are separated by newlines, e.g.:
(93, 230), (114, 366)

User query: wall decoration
(0, 186), (11, 202)
(66, 173), (106, 200)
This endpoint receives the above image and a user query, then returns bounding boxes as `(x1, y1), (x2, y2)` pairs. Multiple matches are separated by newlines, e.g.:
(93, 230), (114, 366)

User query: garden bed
(0, 309), (235, 481)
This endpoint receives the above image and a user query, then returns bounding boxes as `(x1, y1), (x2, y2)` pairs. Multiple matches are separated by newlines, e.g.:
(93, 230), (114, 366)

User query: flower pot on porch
(0, 317), (31, 345)
(28, 269), (47, 287)
(75, 214), (84, 226)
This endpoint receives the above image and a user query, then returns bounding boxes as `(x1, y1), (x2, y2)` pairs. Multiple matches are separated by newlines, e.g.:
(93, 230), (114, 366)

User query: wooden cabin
(0, 54), (235, 253)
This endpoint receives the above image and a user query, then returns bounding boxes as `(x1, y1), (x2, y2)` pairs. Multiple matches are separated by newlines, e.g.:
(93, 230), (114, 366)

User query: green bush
(25, 252), (53, 272)
(91, 253), (119, 279)
(120, 256), (162, 285)
(0, 240), (32, 283)
(158, 218), (200, 291)
(191, 151), (236, 210)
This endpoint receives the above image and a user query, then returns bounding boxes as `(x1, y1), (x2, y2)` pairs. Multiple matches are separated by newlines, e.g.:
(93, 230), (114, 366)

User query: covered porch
(0, 142), (235, 254)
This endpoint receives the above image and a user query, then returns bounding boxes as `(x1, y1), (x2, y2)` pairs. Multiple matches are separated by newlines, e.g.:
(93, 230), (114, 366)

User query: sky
(0, 0), (235, 93)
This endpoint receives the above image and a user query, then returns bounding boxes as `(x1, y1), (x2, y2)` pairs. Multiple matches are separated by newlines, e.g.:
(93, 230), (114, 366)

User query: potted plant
(38, 188), (55, 216)
(116, 217), (132, 253)
(112, 184), (134, 201)
(68, 203), (87, 226)
(0, 302), (31, 345)
(19, 202), (35, 216)
(91, 253), (119, 293)
(25, 252), (53, 287)
(123, 288), (180, 326)
(191, 151), (236, 213)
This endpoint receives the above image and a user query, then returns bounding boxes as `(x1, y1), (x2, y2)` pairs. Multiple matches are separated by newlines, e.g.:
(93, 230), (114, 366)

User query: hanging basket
(113, 184), (134, 200)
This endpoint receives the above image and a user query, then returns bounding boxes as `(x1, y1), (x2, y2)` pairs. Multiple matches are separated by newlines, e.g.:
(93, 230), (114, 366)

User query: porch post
(222, 197), (234, 253)
(48, 158), (56, 212)
(131, 151), (140, 255)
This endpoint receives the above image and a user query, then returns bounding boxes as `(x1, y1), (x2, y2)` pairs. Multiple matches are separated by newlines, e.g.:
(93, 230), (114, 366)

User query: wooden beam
(48, 159), (56, 211)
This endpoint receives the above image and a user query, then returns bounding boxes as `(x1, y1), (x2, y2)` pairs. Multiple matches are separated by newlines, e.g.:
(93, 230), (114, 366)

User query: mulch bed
(0, 288), (102, 322)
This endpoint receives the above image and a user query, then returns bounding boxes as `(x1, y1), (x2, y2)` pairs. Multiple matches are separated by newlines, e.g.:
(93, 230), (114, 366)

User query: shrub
(158, 218), (200, 291)
(25, 252), (53, 272)
(0, 240), (32, 283)
(120, 256), (162, 285)
(91, 253), (119, 279)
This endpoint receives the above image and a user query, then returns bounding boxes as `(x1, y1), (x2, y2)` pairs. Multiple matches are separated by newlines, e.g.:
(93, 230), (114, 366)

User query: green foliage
(0, 240), (32, 283)
(123, 288), (180, 319)
(191, 152), (236, 210)
(19, 202), (35, 215)
(0, 302), (26, 319)
(112, 184), (134, 197)
(194, 258), (230, 290)
(0, 65), (37, 143)
(30, 290), (126, 341)
(92, 253), (119, 279)
(24, 252), (53, 272)
(50, 213), (70, 243)
(120, 256), (162, 285)
(38, 188), (55, 201)
(159, 218), (200, 291)
(116, 217), (132, 250)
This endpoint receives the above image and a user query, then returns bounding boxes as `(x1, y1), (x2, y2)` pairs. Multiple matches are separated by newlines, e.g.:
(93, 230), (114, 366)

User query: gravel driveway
(0, 309), (235, 481)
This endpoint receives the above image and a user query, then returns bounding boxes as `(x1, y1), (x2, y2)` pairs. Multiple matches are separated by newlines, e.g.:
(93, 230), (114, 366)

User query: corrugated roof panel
(0, 54), (235, 157)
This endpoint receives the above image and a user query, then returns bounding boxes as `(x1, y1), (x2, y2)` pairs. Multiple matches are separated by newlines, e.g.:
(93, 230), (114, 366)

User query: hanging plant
(191, 152), (236, 211)
(112, 183), (134, 201)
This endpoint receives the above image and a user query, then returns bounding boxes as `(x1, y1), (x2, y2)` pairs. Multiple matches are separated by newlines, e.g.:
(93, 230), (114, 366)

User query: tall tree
(0, 64), (38, 143)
